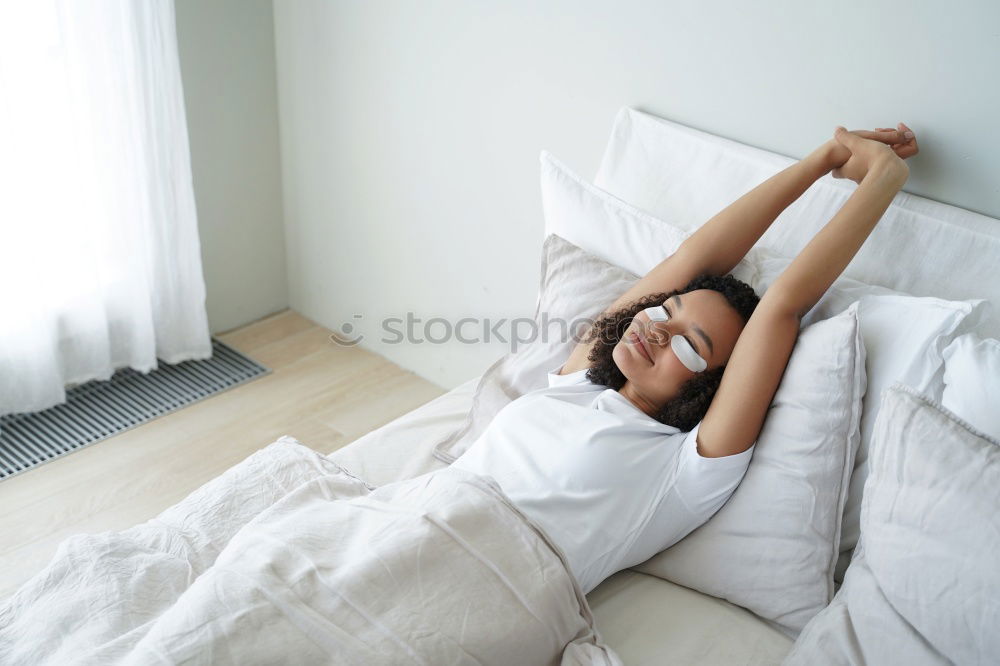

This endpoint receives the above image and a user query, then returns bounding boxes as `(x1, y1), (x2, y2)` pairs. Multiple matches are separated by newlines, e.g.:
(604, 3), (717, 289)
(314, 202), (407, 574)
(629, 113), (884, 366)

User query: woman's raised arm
(765, 128), (911, 318)
(695, 128), (914, 458)
(679, 126), (914, 278)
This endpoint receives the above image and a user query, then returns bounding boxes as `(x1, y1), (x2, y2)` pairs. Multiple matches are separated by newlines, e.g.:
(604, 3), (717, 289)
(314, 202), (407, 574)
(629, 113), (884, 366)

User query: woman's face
(612, 289), (745, 415)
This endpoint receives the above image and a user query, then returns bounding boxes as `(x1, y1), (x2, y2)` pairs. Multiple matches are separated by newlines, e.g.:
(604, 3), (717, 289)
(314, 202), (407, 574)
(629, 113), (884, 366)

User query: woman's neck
(617, 381), (660, 417)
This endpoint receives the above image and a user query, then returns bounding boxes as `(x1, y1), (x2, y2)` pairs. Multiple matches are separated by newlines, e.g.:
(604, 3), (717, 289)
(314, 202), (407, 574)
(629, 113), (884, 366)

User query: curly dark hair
(583, 274), (760, 431)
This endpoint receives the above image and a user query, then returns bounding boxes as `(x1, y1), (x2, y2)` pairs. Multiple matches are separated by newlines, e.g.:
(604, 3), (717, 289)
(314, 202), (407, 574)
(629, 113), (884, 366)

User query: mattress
(328, 375), (794, 664)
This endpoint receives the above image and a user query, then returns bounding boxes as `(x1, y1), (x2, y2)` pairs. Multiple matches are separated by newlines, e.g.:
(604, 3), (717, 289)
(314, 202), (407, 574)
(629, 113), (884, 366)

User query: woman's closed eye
(662, 302), (700, 354)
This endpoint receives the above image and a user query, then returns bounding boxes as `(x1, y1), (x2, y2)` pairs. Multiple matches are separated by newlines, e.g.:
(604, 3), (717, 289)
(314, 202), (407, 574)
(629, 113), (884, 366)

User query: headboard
(594, 107), (1000, 339)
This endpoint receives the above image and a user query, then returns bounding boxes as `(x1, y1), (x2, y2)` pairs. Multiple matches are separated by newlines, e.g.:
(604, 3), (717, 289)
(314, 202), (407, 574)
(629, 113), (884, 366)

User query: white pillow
(635, 305), (866, 638)
(540, 150), (758, 285)
(750, 248), (989, 581)
(941, 333), (1000, 441)
(834, 295), (985, 580)
(785, 383), (1000, 664)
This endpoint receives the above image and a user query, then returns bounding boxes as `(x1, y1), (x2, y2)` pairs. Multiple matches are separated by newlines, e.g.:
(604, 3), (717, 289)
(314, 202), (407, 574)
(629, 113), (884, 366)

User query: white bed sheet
(327, 374), (794, 665)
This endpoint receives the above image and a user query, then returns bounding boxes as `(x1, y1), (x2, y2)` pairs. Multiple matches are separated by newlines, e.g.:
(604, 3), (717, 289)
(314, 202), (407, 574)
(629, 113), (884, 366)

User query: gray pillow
(634, 305), (866, 637)
(784, 383), (1000, 665)
(433, 233), (638, 463)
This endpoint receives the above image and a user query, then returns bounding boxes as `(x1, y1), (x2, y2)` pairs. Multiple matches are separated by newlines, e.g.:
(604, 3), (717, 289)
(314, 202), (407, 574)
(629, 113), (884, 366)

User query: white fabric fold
(0, 437), (622, 666)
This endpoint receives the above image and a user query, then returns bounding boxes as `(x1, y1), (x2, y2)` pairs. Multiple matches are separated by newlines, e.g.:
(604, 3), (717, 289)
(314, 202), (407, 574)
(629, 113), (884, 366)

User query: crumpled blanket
(0, 436), (621, 665)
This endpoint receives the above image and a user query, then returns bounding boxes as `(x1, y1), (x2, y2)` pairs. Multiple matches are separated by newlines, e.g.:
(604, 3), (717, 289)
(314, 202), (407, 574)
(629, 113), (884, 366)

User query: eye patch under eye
(644, 305), (669, 322)
(642, 305), (707, 373)
(671, 335), (707, 373)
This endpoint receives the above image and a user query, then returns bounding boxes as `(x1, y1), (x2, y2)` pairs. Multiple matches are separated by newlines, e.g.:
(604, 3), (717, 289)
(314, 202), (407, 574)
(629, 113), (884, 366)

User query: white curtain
(0, 0), (211, 418)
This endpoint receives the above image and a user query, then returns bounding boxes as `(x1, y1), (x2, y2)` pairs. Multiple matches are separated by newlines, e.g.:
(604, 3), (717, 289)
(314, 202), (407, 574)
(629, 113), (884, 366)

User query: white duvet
(0, 437), (620, 665)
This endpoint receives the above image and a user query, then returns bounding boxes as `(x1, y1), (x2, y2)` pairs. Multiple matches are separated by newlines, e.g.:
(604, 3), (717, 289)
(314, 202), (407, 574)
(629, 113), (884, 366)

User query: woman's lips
(630, 331), (653, 363)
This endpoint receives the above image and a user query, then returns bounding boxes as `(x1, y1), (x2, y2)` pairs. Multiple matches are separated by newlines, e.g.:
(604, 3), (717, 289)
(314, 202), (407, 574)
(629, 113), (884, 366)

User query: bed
(4, 109), (999, 665)
(328, 108), (1000, 664)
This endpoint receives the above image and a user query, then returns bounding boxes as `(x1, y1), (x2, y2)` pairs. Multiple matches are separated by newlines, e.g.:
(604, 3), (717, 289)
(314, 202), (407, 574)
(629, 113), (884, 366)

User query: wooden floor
(0, 310), (445, 601)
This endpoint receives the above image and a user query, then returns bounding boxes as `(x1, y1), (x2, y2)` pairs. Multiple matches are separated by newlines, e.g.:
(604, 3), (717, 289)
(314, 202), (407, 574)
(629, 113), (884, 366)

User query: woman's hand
(830, 124), (916, 184)
(810, 123), (918, 183)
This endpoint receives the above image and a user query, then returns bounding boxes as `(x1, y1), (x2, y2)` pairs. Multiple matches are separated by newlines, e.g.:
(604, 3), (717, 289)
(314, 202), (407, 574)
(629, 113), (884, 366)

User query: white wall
(175, 0), (288, 334)
(272, 0), (1000, 390)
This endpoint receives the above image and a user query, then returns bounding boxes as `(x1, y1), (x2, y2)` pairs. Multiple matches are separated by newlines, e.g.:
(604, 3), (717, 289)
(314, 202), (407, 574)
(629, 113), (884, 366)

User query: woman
(453, 124), (919, 595)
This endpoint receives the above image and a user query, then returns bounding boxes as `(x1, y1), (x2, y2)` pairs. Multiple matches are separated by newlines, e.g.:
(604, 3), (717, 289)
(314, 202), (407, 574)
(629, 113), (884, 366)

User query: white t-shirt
(451, 363), (756, 595)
